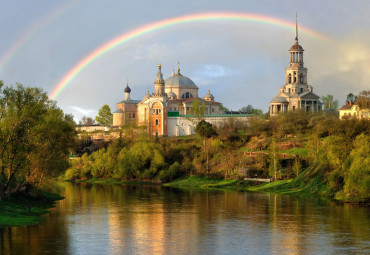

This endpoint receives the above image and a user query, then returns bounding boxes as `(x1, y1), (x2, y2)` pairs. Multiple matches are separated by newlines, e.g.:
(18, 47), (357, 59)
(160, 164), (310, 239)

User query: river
(0, 183), (369, 254)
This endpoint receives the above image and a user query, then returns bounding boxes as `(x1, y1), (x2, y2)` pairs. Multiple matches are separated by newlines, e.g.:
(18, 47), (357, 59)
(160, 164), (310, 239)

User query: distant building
(339, 102), (370, 119)
(270, 17), (321, 116)
(112, 64), (250, 136)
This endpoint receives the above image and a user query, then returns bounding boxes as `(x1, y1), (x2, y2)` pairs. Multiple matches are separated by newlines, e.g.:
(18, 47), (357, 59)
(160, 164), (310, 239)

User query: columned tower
(269, 15), (322, 116)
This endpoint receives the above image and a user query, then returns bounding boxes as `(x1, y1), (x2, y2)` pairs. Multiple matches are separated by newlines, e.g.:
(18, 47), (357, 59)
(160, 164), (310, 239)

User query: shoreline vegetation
(0, 191), (63, 227)
(67, 110), (369, 204)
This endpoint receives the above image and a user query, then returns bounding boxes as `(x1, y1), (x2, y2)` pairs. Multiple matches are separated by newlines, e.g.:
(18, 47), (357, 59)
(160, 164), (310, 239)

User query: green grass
(164, 176), (240, 189)
(281, 147), (308, 156)
(73, 178), (159, 185)
(166, 165), (333, 198)
(0, 192), (63, 227)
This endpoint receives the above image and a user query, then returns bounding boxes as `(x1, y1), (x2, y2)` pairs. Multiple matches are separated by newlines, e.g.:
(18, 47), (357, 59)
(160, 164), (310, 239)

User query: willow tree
(0, 82), (75, 200)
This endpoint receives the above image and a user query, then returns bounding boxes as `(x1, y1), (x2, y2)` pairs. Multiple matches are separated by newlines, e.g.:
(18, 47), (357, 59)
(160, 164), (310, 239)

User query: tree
(79, 116), (95, 125)
(195, 120), (217, 174)
(191, 99), (205, 122)
(239, 104), (263, 115)
(0, 82), (75, 200)
(346, 93), (357, 103)
(219, 104), (229, 112)
(356, 90), (370, 109)
(95, 104), (113, 127)
(322, 94), (339, 110)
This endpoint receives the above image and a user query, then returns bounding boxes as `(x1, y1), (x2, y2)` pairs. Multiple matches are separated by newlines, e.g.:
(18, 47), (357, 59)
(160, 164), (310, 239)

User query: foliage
(239, 104), (263, 115)
(195, 120), (217, 138)
(346, 93), (357, 103)
(79, 116), (95, 125)
(356, 90), (370, 109)
(0, 82), (75, 200)
(322, 94), (339, 110)
(190, 99), (205, 121)
(95, 104), (113, 127)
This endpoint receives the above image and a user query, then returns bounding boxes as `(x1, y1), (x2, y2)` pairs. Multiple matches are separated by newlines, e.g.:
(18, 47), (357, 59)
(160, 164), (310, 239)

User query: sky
(0, 0), (369, 121)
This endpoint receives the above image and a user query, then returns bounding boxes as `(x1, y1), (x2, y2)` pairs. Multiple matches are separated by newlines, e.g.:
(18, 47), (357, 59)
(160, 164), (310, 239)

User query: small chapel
(269, 17), (322, 116)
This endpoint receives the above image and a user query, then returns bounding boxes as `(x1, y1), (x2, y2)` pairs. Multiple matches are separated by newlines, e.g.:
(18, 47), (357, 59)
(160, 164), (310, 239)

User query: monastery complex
(112, 18), (322, 136)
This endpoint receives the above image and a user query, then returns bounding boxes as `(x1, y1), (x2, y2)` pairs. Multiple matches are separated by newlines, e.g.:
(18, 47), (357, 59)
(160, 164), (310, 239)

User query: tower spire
(295, 12), (298, 44)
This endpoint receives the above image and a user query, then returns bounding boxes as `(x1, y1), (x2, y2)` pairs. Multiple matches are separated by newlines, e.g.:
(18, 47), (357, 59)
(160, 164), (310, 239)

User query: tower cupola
(154, 63), (165, 96)
(289, 14), (304, 67)
(124, 80), (131, 100)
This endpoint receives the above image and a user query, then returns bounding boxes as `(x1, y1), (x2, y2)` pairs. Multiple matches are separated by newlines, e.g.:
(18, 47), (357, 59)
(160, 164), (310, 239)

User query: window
(155, 119), (159, 126)
(132, 113), (135, 118)
(293, 106), (295, 110)
(212, 108), (215, 113)
(181, 92), (193, 99)
(300, 88), (303, 93)
(288, 74), (292, 83)
(299, 74), (304, 83)
(293, 72), (297, 83)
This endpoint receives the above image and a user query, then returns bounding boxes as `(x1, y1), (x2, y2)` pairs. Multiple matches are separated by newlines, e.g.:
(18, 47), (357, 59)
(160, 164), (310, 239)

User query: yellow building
(339, 102), (370, 119)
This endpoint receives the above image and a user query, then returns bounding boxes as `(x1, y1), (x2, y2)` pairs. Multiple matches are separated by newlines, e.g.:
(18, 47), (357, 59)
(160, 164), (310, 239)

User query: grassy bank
(0, 192), (63, 227)
(166, 166), (335, 198)
(67, 178), (160, 185)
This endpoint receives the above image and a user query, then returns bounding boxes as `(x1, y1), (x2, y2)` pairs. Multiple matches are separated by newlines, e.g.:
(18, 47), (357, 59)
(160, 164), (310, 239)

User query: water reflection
(1, 183), (369, 255)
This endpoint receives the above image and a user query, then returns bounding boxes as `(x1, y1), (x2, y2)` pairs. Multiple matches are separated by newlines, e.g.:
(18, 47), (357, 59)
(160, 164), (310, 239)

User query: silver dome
(165, 74), (198, 89)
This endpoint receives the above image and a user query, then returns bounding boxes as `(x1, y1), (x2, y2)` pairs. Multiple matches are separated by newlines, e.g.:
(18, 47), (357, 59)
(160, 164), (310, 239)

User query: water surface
(1, 183), (369, 254)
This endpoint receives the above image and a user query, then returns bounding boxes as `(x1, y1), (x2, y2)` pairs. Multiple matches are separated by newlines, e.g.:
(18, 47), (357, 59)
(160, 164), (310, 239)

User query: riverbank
(65, 178), (160, 185)
(0, 192), (63, 227)
(165, 167), (334, 198)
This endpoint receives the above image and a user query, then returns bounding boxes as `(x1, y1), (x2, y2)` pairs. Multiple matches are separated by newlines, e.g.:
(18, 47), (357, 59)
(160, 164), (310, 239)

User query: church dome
(165, 74), (198, 89)
(124, 84), (131, 93)
(203, 90), (214, 100)
(290, 44), (303, 51)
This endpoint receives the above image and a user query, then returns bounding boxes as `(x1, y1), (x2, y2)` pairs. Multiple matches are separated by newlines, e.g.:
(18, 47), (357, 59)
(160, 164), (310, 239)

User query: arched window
(181, 92), (193, 99)
(293, 72), (297, 83)
(288, 74), (292, 84)
(299, 73), (304, 83)
(155, 119), (159, 126)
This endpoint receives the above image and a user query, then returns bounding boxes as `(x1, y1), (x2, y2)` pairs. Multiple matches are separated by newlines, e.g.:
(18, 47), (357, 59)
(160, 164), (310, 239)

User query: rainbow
(0, 0), (80, 73)
(50, 12), (329, 100)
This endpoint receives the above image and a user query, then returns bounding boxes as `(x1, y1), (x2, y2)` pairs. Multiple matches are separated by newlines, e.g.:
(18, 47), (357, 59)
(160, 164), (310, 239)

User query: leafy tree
(195, 120), (217, 139)
(95, 104), (113, 127)
(219, 104), (229, 112)
(0, 82), (75, 200)
(322, 94), (339, 110)
(356, 90), (370, 109)
(195, 120), (217, 174)
(342, 133), (369, 201)
(191, 99), (205, 122)
(346, 93), (357, 103)
(239, 104), (263, 115)
(79, 116), (95, 125)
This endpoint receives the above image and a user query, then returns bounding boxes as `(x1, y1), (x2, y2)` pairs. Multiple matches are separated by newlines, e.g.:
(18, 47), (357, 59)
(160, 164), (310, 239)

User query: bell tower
(284, 14), (308, 94)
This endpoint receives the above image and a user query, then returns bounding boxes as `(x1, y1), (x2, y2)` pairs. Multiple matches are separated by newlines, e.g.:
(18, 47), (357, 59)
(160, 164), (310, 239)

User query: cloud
(69, 106), (96, 117)
(197, 64), (237, 78)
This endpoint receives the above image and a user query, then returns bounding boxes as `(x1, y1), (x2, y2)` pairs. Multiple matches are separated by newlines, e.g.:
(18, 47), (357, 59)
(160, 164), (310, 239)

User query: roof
(271, 96), (289, 103)
(117, 99), (140, 104)
(339, 102), (356, 110)
(290, 44), (303, 50)
(299, 91), (320, 100)
(165, 74), (198, 89)
(113, 108), (123, 113)
(181, 97), (220, 104)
